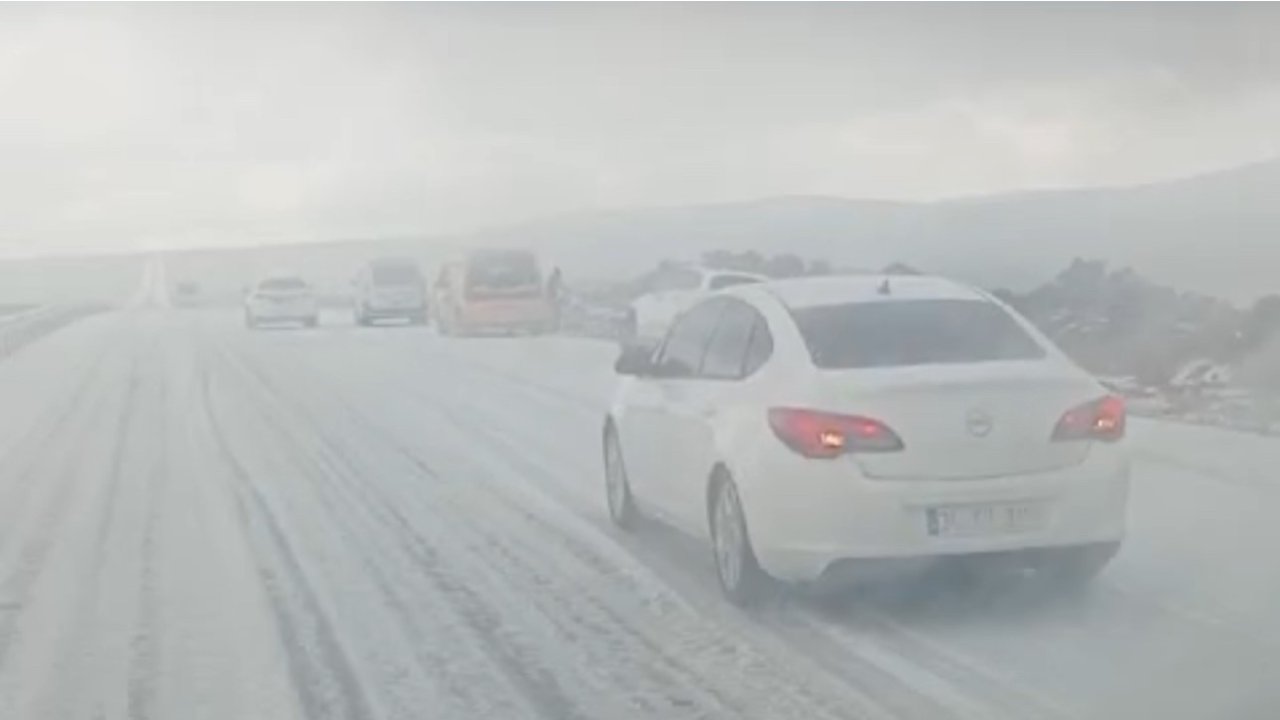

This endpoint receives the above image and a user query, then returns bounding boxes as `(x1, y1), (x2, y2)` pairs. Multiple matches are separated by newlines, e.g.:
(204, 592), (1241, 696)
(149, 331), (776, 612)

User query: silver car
(244, 274), (320, 329)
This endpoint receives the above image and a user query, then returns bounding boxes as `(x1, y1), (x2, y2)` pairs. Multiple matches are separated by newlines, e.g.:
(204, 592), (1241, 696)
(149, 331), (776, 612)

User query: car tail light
(1052, 395), (1126, 442)
(767, 407), (904, 458)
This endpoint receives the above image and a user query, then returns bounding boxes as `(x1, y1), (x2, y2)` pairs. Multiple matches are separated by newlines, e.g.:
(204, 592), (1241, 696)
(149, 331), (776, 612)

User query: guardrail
(0, 305), (107, 361)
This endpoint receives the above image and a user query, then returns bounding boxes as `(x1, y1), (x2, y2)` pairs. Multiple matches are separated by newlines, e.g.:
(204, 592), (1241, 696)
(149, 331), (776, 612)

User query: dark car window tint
(655, 300), (725, 378)
(791, 299), (1045, 369)
(708, 274), (762, 291)
(700, 301), (756, 379)
(372, 264), (422, 286)
(467, 251), (541, 289)
(742, 314), (774, 376)
(651, 267), (702, 293)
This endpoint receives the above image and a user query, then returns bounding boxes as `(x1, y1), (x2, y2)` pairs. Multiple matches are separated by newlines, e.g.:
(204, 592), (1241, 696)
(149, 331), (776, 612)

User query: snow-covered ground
(0, 305), (1275, 720)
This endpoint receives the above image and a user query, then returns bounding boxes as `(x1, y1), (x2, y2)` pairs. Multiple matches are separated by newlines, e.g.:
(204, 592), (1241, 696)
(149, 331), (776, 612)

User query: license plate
(925, 503), (1044, 538)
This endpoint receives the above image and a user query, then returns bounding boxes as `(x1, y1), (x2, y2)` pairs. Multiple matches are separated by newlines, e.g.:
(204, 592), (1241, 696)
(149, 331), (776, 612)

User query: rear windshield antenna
(877, 278), (892, 296)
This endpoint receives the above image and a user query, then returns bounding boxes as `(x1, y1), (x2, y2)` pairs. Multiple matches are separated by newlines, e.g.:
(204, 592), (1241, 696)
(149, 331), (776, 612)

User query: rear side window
(742, 316), (773, 375)
(708, 274), (762, 291)
(260, 277), (307, 291)
(655, 301), (724, 378)
(700, 301), (757, 379)
(791, 299), (1045, 369)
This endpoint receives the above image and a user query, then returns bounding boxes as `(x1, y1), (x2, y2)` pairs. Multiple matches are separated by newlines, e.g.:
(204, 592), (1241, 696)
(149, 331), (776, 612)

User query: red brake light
(768, 407), (904, 459)
(1052, 395), (1126, 442)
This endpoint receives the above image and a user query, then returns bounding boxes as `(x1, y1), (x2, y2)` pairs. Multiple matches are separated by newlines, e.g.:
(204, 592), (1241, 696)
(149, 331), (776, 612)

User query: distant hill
(466, 159), (1280, 303)
(0, 158), (1276, 307)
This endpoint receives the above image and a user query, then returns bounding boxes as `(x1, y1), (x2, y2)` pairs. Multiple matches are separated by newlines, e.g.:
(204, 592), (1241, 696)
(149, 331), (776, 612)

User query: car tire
(603, 426), (638, 529)
(708, 473), (771, 607)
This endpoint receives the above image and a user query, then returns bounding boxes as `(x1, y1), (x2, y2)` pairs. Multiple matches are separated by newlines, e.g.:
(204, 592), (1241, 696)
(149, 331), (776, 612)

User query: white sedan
(244, 275), (320, 329)
(604, 274), (1130, 605)
(627, 265), (766, 345)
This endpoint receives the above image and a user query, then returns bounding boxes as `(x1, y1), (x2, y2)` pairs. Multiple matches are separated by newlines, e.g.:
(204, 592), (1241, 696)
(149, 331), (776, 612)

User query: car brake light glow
(1052, 395), (1126, 442)
(768, 407), (904, 459)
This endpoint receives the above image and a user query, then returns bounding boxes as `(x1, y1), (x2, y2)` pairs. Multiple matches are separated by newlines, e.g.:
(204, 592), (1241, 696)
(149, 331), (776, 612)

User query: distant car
(627, 266), (766, 344)
(353, 258), (428, 326)
(245, 274), (319, 328)
(434, 249), (555, 336)
(604, 274), (1129, 605)
(173, 281), (201, 307)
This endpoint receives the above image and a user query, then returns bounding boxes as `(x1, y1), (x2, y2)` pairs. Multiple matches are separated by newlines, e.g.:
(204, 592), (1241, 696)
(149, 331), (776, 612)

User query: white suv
(353, 258), (428, 326)
(604, 275), (1129, 605)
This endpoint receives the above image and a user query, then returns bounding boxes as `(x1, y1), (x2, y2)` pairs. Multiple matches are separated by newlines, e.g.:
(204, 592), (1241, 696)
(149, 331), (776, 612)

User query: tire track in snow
(208, 340), (596, 720)
(0, 342), (130, 669)
(218, 337), (896, 720)
(199, 368), (380, 720)
(322, 334), (1076, 720)
(126, 350), (170, 720)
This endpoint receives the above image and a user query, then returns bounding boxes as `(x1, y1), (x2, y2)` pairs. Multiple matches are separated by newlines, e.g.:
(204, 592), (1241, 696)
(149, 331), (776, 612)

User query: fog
(2, 3), (1280, 257)
(0, 5), (1278, 720)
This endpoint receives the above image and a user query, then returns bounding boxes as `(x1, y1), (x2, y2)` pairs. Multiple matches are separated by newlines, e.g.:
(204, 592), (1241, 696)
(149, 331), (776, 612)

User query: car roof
(726, 274), (988, 309)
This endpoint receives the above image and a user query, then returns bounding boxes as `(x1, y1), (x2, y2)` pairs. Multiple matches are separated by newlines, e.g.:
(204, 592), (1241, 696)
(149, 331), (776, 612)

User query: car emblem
(965, 408), (994, 438)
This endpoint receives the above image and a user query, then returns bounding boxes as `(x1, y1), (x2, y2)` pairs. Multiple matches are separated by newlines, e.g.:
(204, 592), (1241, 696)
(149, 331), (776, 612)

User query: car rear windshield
(792, 299), (1046, 369)
(260, 277), (307, 291)
(467, 252), (541, 289)
(372, 264), (422, 286)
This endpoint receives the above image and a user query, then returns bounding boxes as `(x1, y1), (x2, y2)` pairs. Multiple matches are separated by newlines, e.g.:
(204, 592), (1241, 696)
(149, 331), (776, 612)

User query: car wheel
(603, 426), (637, 529)
(709, 474), (770, 606)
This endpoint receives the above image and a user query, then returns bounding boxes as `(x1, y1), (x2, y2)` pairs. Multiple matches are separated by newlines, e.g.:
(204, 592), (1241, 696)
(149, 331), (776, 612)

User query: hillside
(0, 159), (1276, 308)
(469, 159), (1280, 303)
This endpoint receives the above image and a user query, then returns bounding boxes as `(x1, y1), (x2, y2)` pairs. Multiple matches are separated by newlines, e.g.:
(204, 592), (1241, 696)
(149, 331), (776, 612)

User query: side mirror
(614, 343), (655, 376)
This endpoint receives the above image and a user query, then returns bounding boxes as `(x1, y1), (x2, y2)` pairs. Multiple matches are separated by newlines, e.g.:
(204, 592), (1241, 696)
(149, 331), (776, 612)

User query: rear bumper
(736, 445), (1130, 583)
(458, 302), (553, 332)
(248, 304), (317, 321)
(363, 304), (425, 319)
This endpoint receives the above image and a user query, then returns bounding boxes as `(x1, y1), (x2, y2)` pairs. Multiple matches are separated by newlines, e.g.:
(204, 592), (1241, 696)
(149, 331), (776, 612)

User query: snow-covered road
(0, 307), (1275, 720)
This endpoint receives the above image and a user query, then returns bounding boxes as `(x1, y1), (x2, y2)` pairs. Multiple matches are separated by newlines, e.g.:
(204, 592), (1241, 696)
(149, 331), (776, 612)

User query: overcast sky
(2, 2), (1279, 254)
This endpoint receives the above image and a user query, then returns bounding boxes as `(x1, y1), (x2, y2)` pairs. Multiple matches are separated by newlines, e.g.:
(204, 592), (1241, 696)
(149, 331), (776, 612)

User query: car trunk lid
(813, 361), (1100, 480)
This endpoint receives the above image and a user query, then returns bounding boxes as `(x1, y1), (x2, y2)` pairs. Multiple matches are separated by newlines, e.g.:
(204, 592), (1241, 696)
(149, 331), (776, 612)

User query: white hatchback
(604, 275), (1129, 605)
